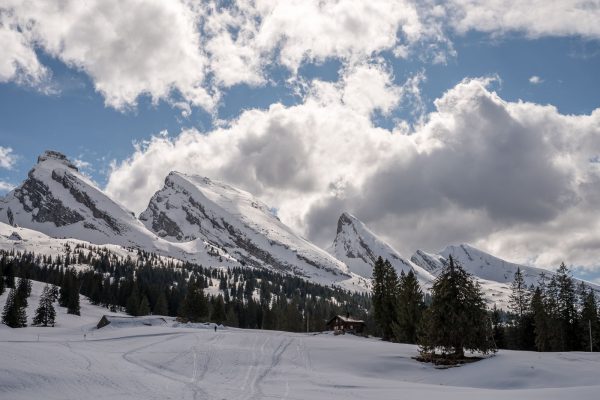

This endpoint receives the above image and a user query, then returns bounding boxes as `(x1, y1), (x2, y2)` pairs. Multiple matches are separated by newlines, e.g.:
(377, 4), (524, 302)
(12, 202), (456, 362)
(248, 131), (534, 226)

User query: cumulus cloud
(529, 75), (543, 84)
(1, 0), (434, 112)
(0, 147), (16, 169)
(106, 71), (600, 271)
(445, 0), (600, 39)
(1, 0), (214, 111)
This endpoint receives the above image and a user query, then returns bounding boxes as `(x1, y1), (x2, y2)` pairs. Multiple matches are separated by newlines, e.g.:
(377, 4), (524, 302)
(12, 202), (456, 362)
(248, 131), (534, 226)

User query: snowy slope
(1, 282), (599, 400)
(329, 212), (434, 285)
(140, 172), (355, 285)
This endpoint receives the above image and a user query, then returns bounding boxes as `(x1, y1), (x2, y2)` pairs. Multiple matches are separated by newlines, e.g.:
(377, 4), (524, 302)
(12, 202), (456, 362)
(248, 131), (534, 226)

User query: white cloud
(529, 75), (543, 84)
(445, 0), (600, 39)
(0, 147), (16, 169)
(106, 73), (600, 271)
(0, 181), (15, 192)
(2, 0), (214, 111)
(0, 0), (438, 112)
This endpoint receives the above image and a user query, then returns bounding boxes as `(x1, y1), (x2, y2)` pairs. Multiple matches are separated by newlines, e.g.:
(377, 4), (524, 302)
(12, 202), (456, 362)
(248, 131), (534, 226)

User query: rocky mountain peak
(36, 150), (78, 171)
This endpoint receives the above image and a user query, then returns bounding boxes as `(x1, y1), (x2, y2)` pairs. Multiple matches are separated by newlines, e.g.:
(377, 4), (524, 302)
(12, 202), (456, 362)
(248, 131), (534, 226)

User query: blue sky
(1, 1), (600, 276)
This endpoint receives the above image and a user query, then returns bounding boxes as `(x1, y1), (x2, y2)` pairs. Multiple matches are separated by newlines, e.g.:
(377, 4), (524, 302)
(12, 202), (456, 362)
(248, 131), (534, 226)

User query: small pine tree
(579, 288), (599, 351)
(211, 295), (226, 324)
(33, 285), (57, 327)
(15, 278), (32, 309)
(2, 289), (27, 328)
(530, 287), (550, 351)
(392, 270), (424, 344)
(153, 291), (169, 316)
(138, 295), (151, 316)
(126, 285), (141, 316)
(179, 276), (209, 323)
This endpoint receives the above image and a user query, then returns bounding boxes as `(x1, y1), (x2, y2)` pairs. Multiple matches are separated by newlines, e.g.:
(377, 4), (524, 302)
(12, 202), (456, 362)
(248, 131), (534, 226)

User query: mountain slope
(0, 151), (234, 267)
(410, 243), (600, 307)
(139, 172), (354, 284)
(329, 212), (434, 284)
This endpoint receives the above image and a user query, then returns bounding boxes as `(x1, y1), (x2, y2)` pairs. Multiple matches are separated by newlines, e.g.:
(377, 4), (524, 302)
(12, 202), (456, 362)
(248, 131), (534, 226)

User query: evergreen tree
(126, 285), (141, 316)
(530, 287), (551, 351)
(33, 285), (56, 327)
(372, 257), (399, 340)
(138, 295), (151, 316)
(491, 304), (506, 349)
(508, 268), (531, 349)
(15, 278), (32, 309)
(579, 288), (599, 351)
(2, 289), (27, 328)
(419, 255), (495, 359)
(392, 270), (424, 343)
(211, 295), (226, 324)
(153, 291), (169, 316)
(555, 263), (578, 350)
(0, 264), (4, 296)
(66, 272), (81, 316)
(179, 276), (209, 322)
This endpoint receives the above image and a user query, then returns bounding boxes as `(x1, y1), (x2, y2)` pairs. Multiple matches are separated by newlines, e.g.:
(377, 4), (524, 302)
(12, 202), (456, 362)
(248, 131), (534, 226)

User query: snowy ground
(1, 282), (599, 400)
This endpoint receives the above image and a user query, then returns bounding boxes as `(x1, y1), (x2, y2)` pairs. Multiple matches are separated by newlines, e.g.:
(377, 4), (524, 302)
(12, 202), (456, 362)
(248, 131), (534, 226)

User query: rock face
(140, 172), (350, 280)
(0, 150), (156, 247)
(329, 212), (434, 284)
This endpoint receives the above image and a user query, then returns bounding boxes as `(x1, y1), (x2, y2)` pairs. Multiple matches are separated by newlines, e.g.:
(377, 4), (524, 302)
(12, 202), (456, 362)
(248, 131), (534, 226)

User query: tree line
(494, 263), (599, 352)
(0, 250), (372, 333)
(372, 255), (600, 362)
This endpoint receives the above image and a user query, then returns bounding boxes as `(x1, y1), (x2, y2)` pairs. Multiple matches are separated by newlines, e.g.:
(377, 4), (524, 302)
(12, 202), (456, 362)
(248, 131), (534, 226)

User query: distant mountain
(139, 172), (355, 285)
(328, 212), (434, 284)
(0, 151), (234, 267)
(410, 243), (600, 307)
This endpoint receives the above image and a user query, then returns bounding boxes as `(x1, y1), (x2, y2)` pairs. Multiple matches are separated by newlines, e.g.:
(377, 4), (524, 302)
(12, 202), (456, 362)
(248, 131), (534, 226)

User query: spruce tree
(372, 257), (399, 340)
(555, 263), (578, 350)
(153, 291), (169, 316)
(15, 278), (32, 309)
(138, 295), (151, 316)
(392, 270), (424, 343)
(66, 272), (81, 316)
(33, 285), (56, 327)
(531, 287), (550, 351)
(508, 268), (531, 348)
(579, 288), (599, 351)
(419, 255), (495, 359)
(126, 285), (141, 316)
(211, 295), (226, 324)
(179, 276), (209, 322)
(2, 289), (27, 328)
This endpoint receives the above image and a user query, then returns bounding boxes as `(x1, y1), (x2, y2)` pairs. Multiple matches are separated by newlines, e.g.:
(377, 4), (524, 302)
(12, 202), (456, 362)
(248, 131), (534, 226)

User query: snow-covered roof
(328, 315), (365, 324)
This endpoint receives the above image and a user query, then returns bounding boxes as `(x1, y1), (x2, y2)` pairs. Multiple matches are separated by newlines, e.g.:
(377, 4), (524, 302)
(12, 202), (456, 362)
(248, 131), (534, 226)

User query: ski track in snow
(2, 282), (600, 400)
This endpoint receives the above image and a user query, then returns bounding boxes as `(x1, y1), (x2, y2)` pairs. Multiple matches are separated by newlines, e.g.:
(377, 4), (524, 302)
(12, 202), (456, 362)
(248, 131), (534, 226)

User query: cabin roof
(327, 315), (365, 325)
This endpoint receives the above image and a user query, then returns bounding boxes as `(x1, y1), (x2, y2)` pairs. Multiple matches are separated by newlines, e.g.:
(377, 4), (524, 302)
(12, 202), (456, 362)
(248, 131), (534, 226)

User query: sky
(1, 0), (600, 280)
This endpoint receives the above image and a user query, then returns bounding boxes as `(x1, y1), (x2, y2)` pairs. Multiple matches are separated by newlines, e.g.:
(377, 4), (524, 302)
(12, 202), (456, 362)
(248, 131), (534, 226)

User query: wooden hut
(326, 314), (365, 334)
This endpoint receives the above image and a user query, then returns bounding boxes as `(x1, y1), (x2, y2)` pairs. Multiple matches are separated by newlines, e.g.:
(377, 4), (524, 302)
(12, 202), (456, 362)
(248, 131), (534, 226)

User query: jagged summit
(329, 212), (434, 284)
(36, 150), (78, 170)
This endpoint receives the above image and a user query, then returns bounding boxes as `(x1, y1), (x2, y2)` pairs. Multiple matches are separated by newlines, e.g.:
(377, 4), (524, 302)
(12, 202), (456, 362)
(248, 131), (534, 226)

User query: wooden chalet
(326, 314), (365, 334)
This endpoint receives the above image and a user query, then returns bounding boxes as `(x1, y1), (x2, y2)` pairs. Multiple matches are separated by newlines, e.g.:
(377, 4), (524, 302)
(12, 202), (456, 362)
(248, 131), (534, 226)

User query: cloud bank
(3, 1), (599, 112)
(106, 70), (600, 270)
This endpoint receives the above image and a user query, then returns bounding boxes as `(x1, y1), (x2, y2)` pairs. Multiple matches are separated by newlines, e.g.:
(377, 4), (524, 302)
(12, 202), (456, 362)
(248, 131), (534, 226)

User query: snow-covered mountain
(139, 172), (355, 284)
(329, 212), (434, 285)
(0, 151), (237, 268)
(0, 151), (156, 246)
(410, 244), (600, 307)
